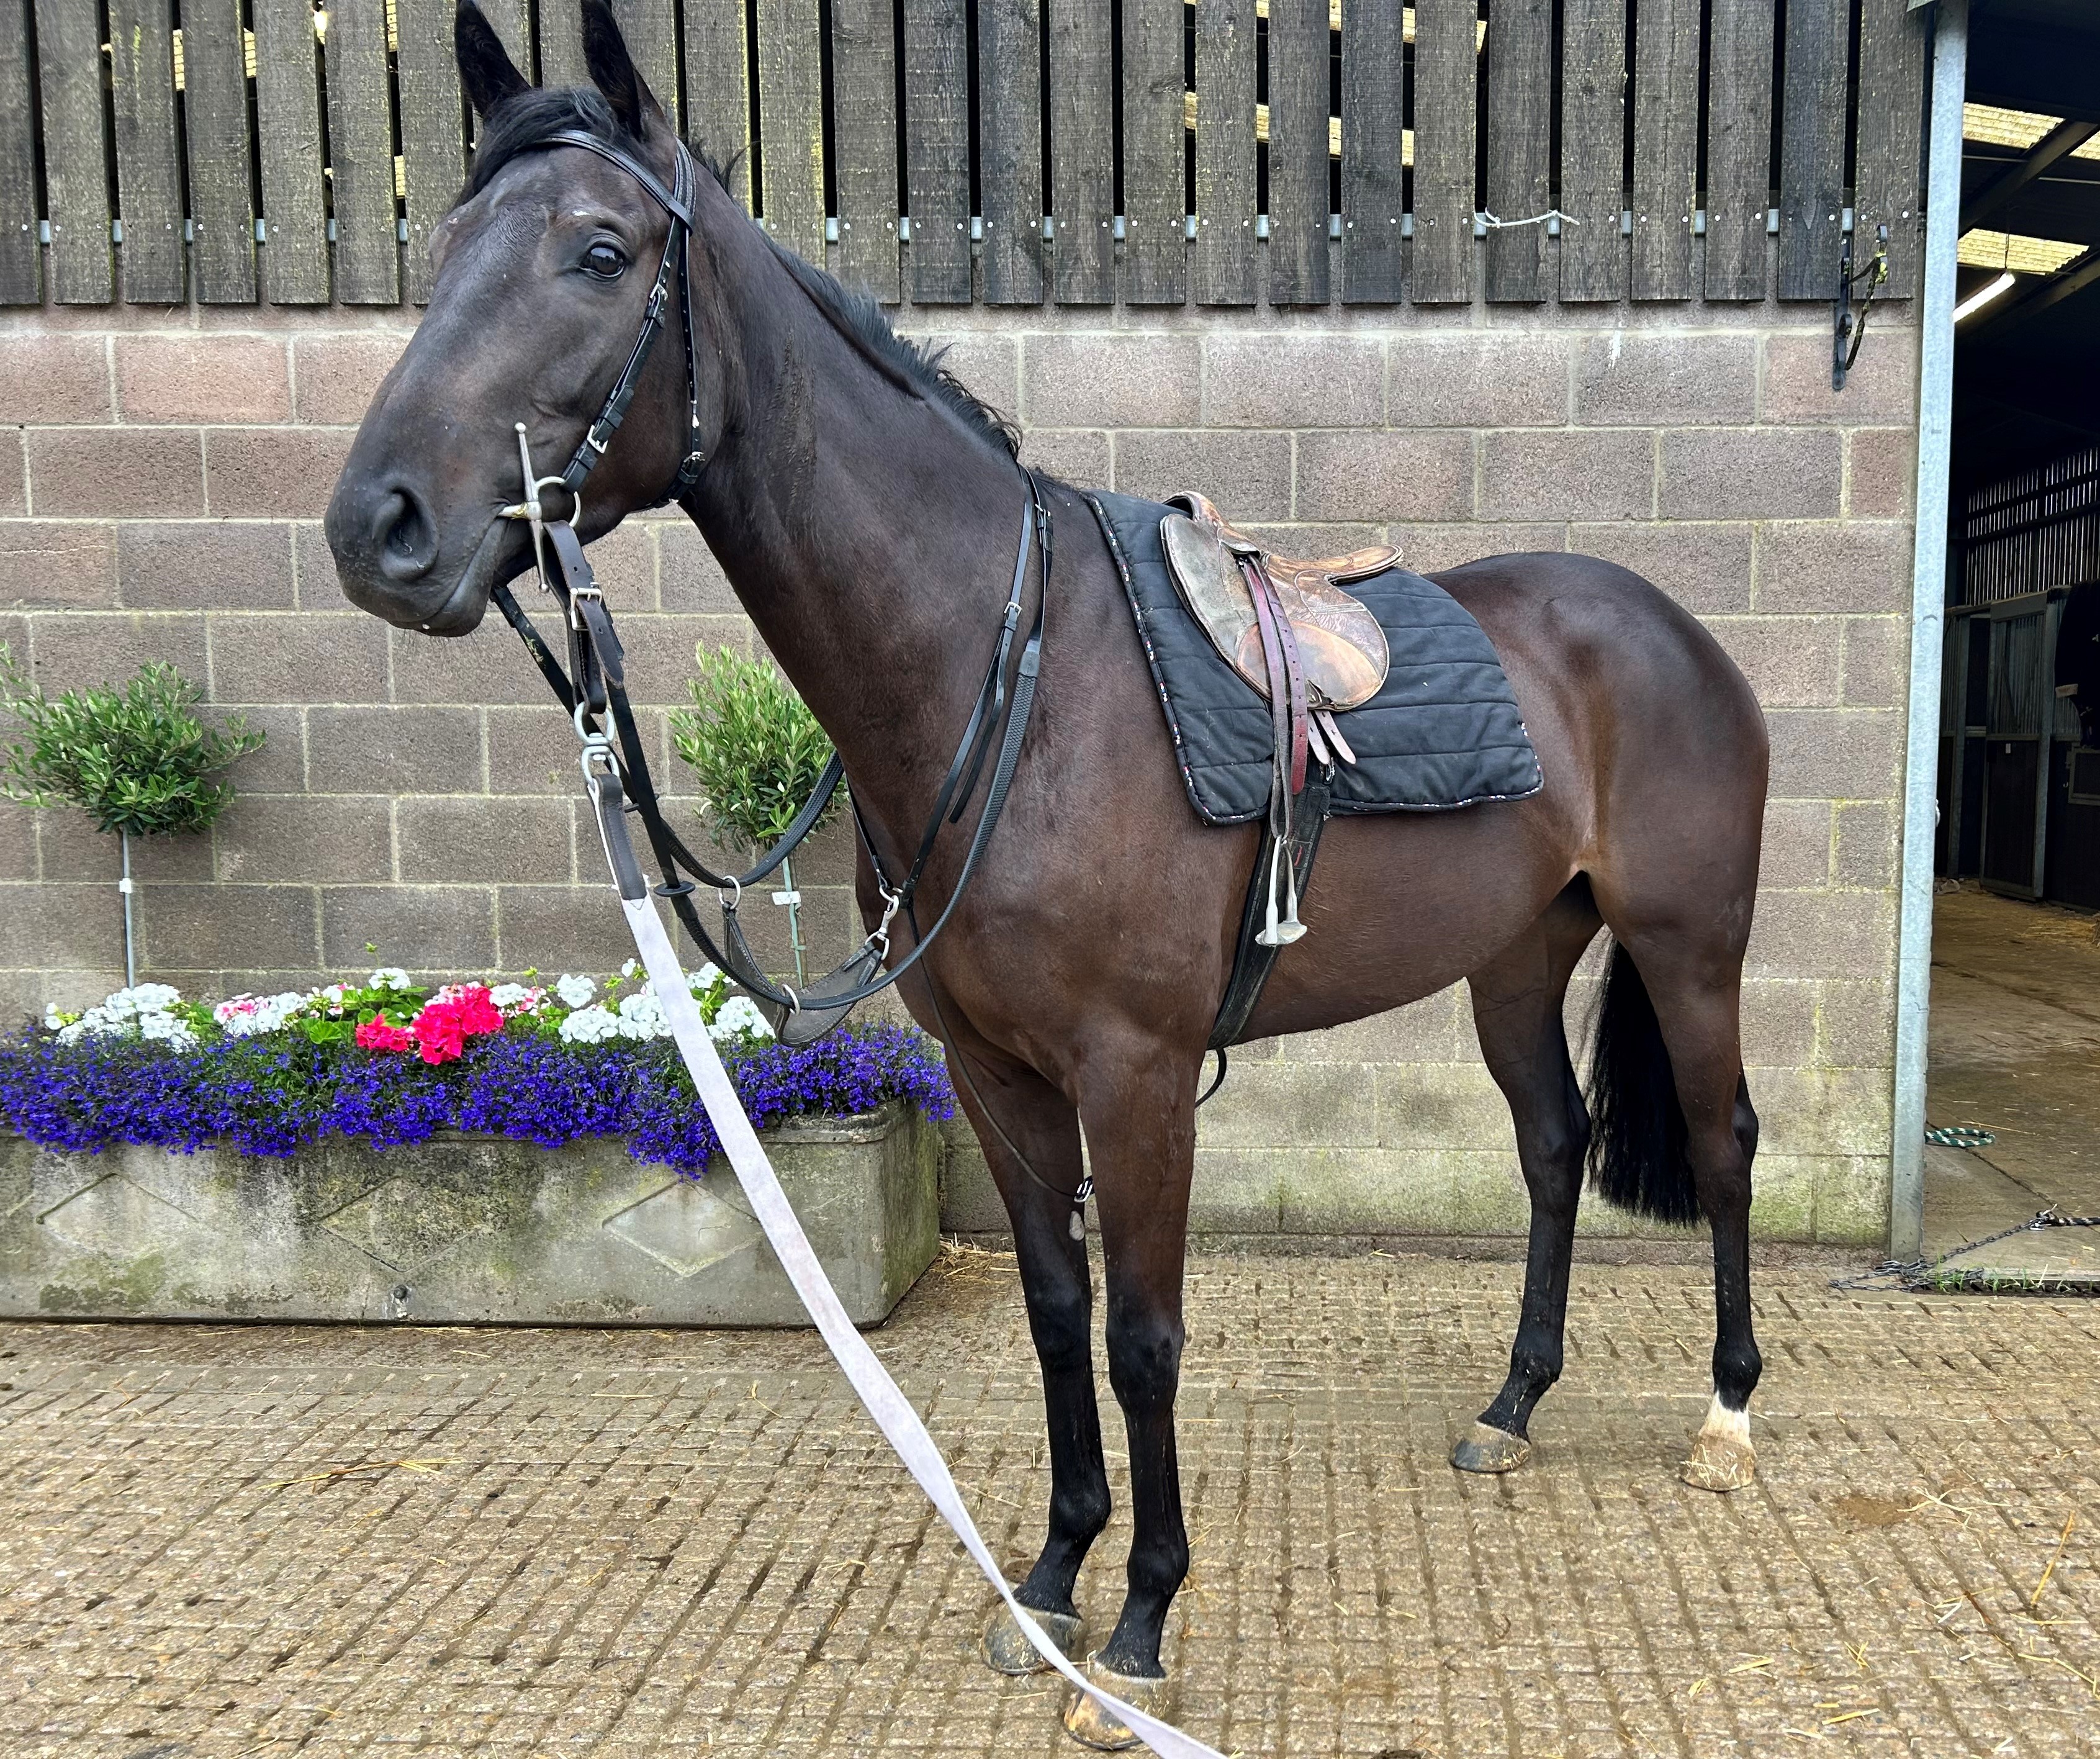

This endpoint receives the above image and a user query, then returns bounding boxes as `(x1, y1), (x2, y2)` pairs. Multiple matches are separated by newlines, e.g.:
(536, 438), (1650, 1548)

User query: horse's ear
(456, 0), (530, 119)
(581, 0), (661, 135)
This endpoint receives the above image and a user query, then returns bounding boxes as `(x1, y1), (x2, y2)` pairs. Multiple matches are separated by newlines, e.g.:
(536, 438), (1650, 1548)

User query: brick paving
(1, 1249), (2095, 1759)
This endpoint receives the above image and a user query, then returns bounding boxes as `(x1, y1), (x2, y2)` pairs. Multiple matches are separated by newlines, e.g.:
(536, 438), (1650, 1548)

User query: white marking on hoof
(1062, 1658), (1171, 1752)
(1680, 1391), (1757, 1493)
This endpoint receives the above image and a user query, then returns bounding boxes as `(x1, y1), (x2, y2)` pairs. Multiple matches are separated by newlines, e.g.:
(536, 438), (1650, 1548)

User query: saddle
(1159, 492), (1399, 957)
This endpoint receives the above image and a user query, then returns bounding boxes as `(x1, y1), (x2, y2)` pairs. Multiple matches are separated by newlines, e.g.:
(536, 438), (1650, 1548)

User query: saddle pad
(1088, 490), (1545, 826)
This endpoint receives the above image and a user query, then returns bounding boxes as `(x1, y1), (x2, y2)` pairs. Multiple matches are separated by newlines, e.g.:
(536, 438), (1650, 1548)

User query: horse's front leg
(1062, 1044), (1196, 1750)
(957, 1053), (1114, 1675)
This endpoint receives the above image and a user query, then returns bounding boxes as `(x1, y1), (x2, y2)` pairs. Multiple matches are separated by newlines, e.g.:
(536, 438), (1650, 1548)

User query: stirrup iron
(1256, 834), (1305, 947)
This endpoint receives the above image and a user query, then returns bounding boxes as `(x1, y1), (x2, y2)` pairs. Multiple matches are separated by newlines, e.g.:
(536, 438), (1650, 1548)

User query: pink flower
(407, 985), (505, 1065)
(355, 1016), (414, 1054)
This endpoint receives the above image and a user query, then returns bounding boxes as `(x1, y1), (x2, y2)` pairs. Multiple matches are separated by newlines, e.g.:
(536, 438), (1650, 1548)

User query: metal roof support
(1891, 0), (1969, 1264)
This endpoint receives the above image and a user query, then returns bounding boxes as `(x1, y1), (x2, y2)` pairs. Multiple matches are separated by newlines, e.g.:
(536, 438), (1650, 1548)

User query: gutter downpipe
(1891, 0), (1967, 1263)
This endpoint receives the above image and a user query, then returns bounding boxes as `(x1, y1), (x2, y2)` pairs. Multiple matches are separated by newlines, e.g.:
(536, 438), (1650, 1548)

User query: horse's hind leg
(1638, 956), (1764, 1491)
(957, 1056), (1113, 1675)
(1452, 880), (1603, 1474)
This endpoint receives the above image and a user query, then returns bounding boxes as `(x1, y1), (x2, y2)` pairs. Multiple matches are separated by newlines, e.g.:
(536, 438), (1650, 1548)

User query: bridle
(475, 127), (1051, 1050)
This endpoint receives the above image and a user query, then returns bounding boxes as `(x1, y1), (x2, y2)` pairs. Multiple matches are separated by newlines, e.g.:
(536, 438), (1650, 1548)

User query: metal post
(119, 828), (137, 989)
(776, 850), (808, 986)
(1891, 0), (1967, 1263)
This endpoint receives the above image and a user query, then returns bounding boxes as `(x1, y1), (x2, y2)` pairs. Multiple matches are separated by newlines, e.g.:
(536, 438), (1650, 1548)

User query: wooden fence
(0, 0), (1928, 310)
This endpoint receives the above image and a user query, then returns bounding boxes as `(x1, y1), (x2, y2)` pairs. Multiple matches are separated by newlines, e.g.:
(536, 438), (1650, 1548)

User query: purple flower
(0, 1023), (953, 1176)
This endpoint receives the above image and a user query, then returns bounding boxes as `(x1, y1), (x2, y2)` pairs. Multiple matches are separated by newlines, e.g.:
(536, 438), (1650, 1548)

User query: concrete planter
(0, 1103), (939, 1326)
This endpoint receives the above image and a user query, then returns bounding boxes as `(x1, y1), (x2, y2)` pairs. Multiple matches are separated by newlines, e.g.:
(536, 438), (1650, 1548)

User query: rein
(482, 130), (1050, 1048)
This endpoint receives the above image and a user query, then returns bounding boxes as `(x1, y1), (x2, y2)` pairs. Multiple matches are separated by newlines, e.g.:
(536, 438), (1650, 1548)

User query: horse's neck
(686, 225), (1027, 825)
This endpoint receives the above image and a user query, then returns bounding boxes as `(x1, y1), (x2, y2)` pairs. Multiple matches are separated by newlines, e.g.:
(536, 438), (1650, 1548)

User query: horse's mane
(462, 88), (1022, 460)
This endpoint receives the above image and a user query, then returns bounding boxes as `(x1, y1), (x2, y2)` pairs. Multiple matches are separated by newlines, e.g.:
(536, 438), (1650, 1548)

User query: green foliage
(0, 648), (265, 838)
(669, 644), (842, 849)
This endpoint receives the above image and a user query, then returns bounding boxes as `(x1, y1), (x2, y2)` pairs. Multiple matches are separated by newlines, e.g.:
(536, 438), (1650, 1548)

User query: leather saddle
(1157, 491), (1400, 956)
(1160, 492), (1395, 717)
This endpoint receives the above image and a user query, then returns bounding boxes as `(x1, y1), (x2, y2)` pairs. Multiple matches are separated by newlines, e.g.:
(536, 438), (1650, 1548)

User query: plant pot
(0, 1102), (938, 1327)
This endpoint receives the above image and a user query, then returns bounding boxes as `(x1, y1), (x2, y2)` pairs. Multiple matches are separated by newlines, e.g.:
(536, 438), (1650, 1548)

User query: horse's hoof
(1680, 1434), (1757, 1493)
(1680, 1396), (1757, 1493)
(981, 1601), (1083, 1675)
(1061, 1657), (1171, 1751)
(1451, 1421), (1532, 1474)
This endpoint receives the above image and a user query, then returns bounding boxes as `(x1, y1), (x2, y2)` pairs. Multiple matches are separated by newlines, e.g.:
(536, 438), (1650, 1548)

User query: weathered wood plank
(1558, 0), (1625, 302)
(538, 0), (588, 89)
(1777, 0), (1849, 301)
(1191, 0), (1256, 305)
(395, 0), (467, 304)
(1266, 0), (1328, 305)
(831, 0), (901, 300)
(179, 0), (258, 301)
(755, 0), (826, 262)
(980, 0), (1045, 303)
(683, 0), (754, 209)
(1854, 0), (1928, 299)
(1483, 0), (1549, 302)
(1050, 0), (1116, 304)
(611, 0), (680, 124)
(1629, 0), (1697, 301)
(1122, 0), (1186, 304)
(903, 0), (972, 301)
(107, 0), (185, 302)
(1339, 0), (1402, 302)
(253, 0), (330, 304)
(0, 0), (35, 303)
(34, 0), (114, 302)
(323, 0), (400, 304)
(1407, 0), (1474, 305)
(1703, 0), (1774, 301)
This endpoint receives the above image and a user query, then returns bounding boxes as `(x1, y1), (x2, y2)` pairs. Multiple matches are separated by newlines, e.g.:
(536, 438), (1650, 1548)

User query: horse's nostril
(371, 484), (439, 582)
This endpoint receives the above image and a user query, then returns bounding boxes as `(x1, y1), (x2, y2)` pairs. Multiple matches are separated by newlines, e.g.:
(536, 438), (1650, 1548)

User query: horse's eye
(582, 242), (628, 280)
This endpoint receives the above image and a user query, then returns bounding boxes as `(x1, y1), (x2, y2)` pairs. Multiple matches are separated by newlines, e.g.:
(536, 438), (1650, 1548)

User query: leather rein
(479, 130), (1050, 1044)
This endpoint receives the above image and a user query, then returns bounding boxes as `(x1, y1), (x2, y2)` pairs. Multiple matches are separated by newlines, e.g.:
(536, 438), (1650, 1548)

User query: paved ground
(1926, 885), (2100, 1285)
(1, 1249), (2096, 1759)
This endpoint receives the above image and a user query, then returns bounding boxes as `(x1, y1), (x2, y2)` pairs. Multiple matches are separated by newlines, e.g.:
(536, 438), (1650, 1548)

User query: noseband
(476, 126), (1050, 1051)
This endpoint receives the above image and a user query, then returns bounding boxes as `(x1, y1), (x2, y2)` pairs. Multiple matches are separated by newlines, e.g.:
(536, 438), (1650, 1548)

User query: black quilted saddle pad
(1088, 490), (1545, 826)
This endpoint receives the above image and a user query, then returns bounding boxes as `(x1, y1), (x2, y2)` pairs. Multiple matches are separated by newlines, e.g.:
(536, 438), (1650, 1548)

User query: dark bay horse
(327, 4), (1770, 1745)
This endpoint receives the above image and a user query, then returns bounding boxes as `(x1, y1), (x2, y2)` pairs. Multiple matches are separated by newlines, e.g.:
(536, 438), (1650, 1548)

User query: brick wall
(0, 299), (1919, 1247)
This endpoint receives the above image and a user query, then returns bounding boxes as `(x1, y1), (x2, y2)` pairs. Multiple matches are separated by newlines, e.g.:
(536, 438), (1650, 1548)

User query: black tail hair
(1585, 941), (1701, 1225)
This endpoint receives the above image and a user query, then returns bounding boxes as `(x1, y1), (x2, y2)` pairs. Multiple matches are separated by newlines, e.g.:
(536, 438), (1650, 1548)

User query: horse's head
(326, 0), (719, 634)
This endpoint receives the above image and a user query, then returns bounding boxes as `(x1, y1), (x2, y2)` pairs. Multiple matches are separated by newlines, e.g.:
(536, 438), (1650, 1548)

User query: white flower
(219, 991), (307, 1038)
(113, 983), (181, 1013)
(138, 1011), (196, 1049)
(554, 973), (597, 1009)
(690, 962), (723, 990)
(43, 1004), (69, 1031)
(615, 992), (672, 1040)
(55, 1018), (91, 1045)
(489, 982), (538, 1013)
(620, 959), (639, 978)
(708, 995), (773, 1043)
(557, 1004), (621, 1044)
(368, 967), (412, 992)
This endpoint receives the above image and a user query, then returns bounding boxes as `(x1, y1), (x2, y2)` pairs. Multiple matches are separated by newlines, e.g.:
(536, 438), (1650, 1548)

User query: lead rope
(579, 692), (1223, 1759)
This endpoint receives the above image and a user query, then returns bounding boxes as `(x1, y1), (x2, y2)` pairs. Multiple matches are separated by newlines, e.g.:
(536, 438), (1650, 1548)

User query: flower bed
(10, 967), (952, 1173)
(1, 969), (954, 1327)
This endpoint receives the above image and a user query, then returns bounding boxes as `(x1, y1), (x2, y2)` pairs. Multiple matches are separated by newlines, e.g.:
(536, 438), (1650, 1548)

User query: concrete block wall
(0, 299), (1919, 1246)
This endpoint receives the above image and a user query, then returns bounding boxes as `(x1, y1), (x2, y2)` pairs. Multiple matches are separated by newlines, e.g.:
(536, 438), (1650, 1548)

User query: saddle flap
(1160, 510), (1257, 681)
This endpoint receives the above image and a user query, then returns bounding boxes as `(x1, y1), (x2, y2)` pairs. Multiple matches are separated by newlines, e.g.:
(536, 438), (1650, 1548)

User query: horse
(325, 4), (1770, 1745)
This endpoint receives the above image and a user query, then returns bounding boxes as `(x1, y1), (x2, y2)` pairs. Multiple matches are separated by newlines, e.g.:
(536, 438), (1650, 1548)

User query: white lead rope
(613, 885), (1228, 1759)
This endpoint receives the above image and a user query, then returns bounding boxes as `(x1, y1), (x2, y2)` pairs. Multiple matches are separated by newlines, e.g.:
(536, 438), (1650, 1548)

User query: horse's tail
(1584, 939), (1701, 1225)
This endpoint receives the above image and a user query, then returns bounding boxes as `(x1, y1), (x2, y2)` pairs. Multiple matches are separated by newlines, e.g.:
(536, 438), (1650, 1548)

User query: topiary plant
(1, 646), (264, 981)
(669, 644), (842, 982)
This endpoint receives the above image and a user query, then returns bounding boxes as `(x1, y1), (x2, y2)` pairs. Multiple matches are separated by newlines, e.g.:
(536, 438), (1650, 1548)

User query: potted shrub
(670, 644), (844, 984)
(1, 963), (952, 1326)
(0, 649), (263, 985)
